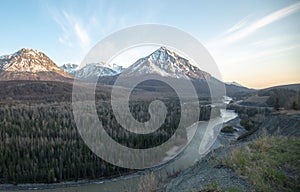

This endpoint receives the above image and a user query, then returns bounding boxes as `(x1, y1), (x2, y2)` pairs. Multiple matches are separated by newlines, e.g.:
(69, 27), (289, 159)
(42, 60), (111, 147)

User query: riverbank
(161, 110), (300, 192)
(0, 171), (139, 191)
(0, 109), (238, 191)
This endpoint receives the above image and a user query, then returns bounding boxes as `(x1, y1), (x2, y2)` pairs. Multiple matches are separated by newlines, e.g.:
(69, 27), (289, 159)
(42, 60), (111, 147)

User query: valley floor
(1, 104), (299, 192)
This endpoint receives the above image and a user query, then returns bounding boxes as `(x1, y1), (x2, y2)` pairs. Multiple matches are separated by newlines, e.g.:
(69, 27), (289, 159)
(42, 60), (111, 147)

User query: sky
(0, 0), (299, 88)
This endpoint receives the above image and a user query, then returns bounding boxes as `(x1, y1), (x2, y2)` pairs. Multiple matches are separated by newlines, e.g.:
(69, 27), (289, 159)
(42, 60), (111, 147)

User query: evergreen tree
(292, 101), (298, 110)
(274, 97), (280, 111)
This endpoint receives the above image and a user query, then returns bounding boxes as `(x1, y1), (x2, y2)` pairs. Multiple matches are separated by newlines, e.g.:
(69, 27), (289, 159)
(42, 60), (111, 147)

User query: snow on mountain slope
(0, 48), (73, 81)
(103, 62), (124, 73)
(61, 62), (124, 78)
(75, 63), (118, 79)
(226, 81), (245, 88)
(122, 47), (211, 80)
(60, 63), (78, 76)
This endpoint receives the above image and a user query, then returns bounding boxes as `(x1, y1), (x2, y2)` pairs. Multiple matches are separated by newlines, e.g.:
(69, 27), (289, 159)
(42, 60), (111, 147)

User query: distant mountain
(225, 84), (253, 97)
(60, 63), (78, 76)
(122, 47), (211, 80)
(225, 81), (253, 97)
(61, 62), (125, 79)
(0, 48), (72, 81)
(103, 62), (125, 74)
(262, 83), (300, 92)
(226, 81), (246, 88)
(75, 63), (118, 79)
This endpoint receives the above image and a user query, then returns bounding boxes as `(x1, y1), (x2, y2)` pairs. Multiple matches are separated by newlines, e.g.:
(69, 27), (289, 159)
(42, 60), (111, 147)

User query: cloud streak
(222, 2), (300, 44)
(224, 15), (252, 35)
(205, 2), (300, 88)
(52, 10), (91, 51)
(75, 23), (90, 46)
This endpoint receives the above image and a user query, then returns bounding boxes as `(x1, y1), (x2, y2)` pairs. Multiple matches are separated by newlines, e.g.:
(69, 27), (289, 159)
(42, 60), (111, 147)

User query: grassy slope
(222, 134), (300, 192)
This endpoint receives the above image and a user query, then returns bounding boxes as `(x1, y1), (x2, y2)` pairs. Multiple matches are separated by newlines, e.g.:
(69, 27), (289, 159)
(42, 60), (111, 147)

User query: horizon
(0, 0), (300, 89)
(2, 45), (298, 90)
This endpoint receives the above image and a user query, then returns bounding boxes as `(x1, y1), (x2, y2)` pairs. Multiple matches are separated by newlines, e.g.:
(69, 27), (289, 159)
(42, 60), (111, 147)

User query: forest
(0, 81), (218, 184)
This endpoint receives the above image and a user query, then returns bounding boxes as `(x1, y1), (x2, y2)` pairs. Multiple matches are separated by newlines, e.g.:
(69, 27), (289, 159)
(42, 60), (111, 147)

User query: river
(3, 108), (238, 192)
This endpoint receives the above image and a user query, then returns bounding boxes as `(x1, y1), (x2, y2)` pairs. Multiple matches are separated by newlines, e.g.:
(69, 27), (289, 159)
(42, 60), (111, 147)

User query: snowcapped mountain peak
(19, 48), (40, 55)
(60, 63), (79, 76)
(0, 48), (72, 80)
(61, 63), (78, 69)
(1, 48), (56, 72)
(149, 47), (188, 63)
(226, 81), (245, 88)
(61, 62), (125, 79)
(0, 48), (39, 63)
(81, 62), (124, 73)
(104, 62), (124, 73)
(74, 63), (117, 79)
(122, 47), (211, 80)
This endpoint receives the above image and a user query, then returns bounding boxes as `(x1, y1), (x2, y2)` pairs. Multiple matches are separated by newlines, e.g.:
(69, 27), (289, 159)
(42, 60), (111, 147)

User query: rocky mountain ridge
(0, 48), (72, 81)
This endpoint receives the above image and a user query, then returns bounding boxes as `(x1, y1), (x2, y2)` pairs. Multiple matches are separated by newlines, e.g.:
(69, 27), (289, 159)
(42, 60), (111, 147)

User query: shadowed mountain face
(96, 47), (251, 98)
(122, 47), (212, 80)
(0, 47), (252, 97)
(0, 48), (73, 81)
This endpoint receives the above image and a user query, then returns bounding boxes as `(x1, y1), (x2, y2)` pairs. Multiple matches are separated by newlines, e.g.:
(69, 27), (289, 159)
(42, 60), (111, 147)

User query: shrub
(221, 126), (235, 133)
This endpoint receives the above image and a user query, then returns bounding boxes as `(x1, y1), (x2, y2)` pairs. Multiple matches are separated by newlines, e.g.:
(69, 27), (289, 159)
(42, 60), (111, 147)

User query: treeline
(0, 103), (128, 184)
(258, 88), (300, 110)
(98, 100), (218, 149)
(0, 99), (217, 184)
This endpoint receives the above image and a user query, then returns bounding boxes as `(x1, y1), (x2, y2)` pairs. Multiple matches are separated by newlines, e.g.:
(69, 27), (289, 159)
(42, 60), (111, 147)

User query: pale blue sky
(0, 0), (299, 88)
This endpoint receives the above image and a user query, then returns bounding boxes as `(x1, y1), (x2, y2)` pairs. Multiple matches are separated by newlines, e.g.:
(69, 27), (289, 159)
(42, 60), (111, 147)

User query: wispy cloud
(205, 2), (300, 88)
(42, 0), (167, 65)
(74, 23), (90, 46)
(224, 15), (252, 35)
(206, 1), (300, 80)
(222, 2), (300, 45)
(52, 10), (91, 51)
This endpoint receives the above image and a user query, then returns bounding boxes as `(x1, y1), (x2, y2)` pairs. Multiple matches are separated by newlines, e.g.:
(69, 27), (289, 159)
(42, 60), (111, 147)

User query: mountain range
(61, 62), (125, 79)
(0, 47), (253, 96)
(60, 63), (78, 76)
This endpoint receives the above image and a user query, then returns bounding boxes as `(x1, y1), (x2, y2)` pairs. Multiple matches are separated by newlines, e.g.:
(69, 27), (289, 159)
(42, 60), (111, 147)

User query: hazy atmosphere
(0, 0), (299, 88)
